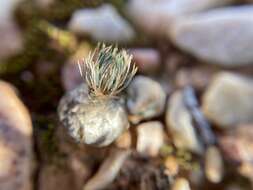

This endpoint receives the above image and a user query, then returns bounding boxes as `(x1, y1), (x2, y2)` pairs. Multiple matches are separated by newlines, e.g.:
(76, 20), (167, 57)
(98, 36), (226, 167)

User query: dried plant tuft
(78, 44), (137, 98)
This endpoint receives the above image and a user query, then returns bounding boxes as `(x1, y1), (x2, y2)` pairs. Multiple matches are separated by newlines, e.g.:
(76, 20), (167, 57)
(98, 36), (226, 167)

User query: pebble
(169, 5), (253, 66)
(189, 168), (205, 187)
(205, 145), (224, 183)
(202, 72), (253, 128)
(166, 90), (203, 154)
(136, 121), (164, 157)
(175, 66), (217, 91)
(127, 75), (166, 124)
(84, 149), (131, 190)
(0, 81), (32, 190)
(0, 0), (23, 60)
(219, 125), (253, 186)
(58, 84), (129, 147)
(219, 124), (253, 163)
(183, 86), (216, 145)
(238, 162), (253, 185)
(129, 48), (161, 74)
(115, 130), (132, 149)
(68, 4), (135, 42)
(164, 156), (179, 176)
(126, 0), (234, 36)
(171, 177), (191, 190)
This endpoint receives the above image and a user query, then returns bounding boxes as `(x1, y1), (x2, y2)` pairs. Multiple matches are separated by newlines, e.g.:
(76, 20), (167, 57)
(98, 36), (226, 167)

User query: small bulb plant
(58, 44), (137, 147)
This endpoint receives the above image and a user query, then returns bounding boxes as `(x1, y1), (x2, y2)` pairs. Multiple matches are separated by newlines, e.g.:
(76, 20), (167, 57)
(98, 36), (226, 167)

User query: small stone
(0, 23), (23, 60)
(115, 130), (132, 149)
(189, 168), (205, 187)
(170, 6), (253, 66)
(0, 0), (23, 60)
(238, 162), (253, 185)
(205, 145), (224, 183)
(0, 81), (33, 190)
(175, 66), (217, 91)
(126, 0), (234, 36)
(219, 124), (253, 163)
(202, 72), (253, 128)
(68, 4), (135, 42)
(164, 156), (179, 176)
(166, 90), (203, 154)
(58, 84), (129, 147)
(171, 178), (191, 190)
(84, 149), (131, 190)
(129, 48), (161, 74)
(136, 121), (164, 157)
(127, 75), (166, 124)
(183, 86), (216, 146)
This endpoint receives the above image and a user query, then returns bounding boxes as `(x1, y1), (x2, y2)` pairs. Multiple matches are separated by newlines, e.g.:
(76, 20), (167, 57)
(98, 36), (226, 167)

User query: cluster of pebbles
(1, 0), (253, 190)
(58, 56), (253, 190)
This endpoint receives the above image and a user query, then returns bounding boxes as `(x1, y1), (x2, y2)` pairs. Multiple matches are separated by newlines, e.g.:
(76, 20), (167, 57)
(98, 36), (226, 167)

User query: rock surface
(166, 90), (203, 154)
(68, 4), (135, 42)
(202, 72), (253, 128)
(0, 81), (32, 190)
(170, 6), (253, 66)
(127, 75), (166, 124)
(126, 0), (234, 36)
(136, 121), (164, 157)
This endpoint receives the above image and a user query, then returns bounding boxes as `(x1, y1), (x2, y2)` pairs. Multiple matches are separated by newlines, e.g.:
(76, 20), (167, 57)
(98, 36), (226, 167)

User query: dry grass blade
(78, 44), (137, 98)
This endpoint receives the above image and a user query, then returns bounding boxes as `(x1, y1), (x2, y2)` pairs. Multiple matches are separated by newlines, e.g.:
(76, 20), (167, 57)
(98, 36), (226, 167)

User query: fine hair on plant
(78, 44), (137, 99)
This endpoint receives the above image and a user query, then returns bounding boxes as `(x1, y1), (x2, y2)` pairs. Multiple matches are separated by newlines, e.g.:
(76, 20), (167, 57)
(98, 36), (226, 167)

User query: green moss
(0, 22), (48, 75)
(34, 115), (60, 162)
(39, 0), (103, 20)
(0, 21), (73, 75)
(108, 0), (128, 11)
(41, 124), (56, 154)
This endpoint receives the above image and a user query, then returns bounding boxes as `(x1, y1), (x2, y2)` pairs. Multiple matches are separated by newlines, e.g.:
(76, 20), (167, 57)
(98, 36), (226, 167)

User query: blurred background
(1, 0), (253, 190)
